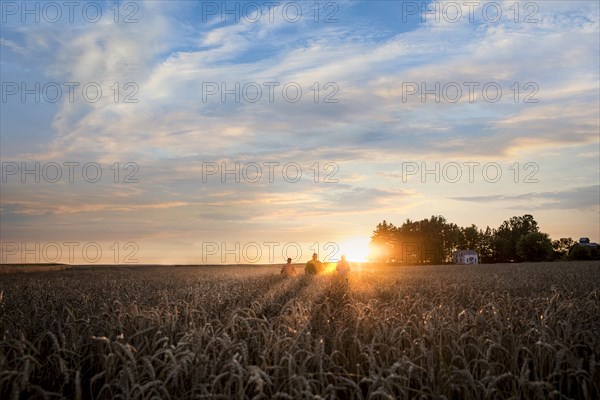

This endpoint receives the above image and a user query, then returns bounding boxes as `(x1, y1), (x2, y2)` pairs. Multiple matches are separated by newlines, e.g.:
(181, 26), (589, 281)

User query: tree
(370, 220), (398, 262)
(461, 225), (479, 250)
(477, 226), (495, 263)
(417, 215), (447, 264)
(552, 237), (575, 260)
(569, 244), (600, 260)
(494, 214), (540, 262)
(394, 215), (453, 264)
(370, 213), (558, 265)
(397, 218), (423, 263)
(443, 222), (463, 262)
(516, 232), (553, 262)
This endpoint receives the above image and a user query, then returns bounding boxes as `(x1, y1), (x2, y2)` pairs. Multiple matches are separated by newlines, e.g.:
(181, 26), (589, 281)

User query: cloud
(1, 197), (189, 216)
(451, 185), (600, 210)
(2, 0), (595, 163)
(1, 1), (598, 260)
(0, 38), (28, 55)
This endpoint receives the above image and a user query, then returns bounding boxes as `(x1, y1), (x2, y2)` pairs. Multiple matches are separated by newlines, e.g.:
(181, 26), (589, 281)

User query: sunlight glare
(338, 236), (372, 262)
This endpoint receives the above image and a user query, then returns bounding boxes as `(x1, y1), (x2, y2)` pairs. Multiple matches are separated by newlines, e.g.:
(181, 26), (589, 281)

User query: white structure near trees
(452, 250), (478, 265)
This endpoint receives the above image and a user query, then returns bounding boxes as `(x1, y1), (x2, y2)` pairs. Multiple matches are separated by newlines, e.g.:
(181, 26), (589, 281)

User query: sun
(337, 236), (372, 262)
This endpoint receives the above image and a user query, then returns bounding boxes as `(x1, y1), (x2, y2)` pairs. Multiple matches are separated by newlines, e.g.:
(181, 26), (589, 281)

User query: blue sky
(1, 0), (599, 264)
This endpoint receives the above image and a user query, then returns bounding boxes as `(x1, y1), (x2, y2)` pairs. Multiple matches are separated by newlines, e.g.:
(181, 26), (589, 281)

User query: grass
(0, 262), (598, 399)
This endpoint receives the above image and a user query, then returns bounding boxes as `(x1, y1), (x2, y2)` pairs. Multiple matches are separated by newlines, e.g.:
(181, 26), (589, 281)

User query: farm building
(575, 237), (598, 247)
(452, 250), (479, 265)
(568, 237), (600, 260)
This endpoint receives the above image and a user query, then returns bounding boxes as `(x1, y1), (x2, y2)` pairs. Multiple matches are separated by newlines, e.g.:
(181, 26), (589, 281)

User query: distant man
(281, 258), (297, 276)
(336, 254), (350, 278)
(305, 253), (322, 275)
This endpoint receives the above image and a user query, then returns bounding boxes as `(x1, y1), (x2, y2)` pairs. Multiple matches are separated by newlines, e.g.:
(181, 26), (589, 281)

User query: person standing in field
(336, 254), (350, 279)
(281, 258), (297, 276)
(305, 253), (322, 275)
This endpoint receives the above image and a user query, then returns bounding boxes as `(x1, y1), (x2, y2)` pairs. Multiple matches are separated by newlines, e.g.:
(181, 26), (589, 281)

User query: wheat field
(1, 262), (598, 399)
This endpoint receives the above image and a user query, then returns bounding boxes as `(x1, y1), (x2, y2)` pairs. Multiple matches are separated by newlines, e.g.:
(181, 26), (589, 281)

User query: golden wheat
(0, 262), (598, 399)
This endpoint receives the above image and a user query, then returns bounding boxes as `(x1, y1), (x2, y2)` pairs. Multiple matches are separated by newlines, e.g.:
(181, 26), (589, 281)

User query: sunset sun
(338, 237), (372, 262)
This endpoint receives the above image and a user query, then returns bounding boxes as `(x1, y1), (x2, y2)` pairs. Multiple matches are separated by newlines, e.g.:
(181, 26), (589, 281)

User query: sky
(1, 0), (599, 264)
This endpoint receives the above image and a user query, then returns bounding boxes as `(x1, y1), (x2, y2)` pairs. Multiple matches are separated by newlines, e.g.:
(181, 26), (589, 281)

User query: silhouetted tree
(370, 213), (559, 264)
(569, 243), (600, 260)
(461, 225), (479, 250)
(552, 238), (575, 260)
(417, 216), (447, 264)
(394, 218), (419, 263)
(443, 222), (463, 262)
(370, 220), (398, 262)
(516, 232), (553, 261)
(493, 214), (539, 262)
(477, 226), (495, 263)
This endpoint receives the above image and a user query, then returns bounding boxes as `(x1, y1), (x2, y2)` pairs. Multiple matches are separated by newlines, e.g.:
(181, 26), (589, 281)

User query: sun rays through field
(1, 262), (599, 399)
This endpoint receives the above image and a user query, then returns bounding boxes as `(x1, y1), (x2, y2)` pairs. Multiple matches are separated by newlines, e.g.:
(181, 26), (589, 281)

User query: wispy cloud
(451, 185), (600, 210)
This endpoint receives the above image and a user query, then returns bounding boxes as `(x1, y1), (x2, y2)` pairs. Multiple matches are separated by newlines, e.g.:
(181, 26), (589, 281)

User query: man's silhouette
(336, 254), (350, 278)
(281, 257), (297, 276)
(305, 253), (322, 275)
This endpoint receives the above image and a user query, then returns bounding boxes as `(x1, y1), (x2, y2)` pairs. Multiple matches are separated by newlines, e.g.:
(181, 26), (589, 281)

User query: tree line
(369, 214), (598, 264)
